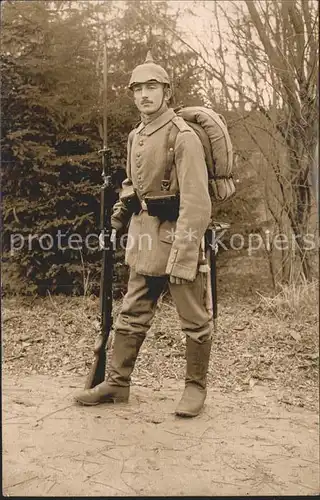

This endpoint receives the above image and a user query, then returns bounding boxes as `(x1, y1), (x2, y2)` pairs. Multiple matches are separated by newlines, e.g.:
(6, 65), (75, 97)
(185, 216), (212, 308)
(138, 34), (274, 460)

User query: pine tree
(1, 0), (204, 295)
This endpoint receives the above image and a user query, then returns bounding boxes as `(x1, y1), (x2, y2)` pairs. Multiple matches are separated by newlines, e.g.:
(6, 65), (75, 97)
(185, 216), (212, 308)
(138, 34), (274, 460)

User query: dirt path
(2, 373), (319, 497)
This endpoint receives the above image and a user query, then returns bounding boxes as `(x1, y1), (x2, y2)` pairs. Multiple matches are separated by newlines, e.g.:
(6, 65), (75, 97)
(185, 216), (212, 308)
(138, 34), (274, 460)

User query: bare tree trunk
(143, 0), (318, 284)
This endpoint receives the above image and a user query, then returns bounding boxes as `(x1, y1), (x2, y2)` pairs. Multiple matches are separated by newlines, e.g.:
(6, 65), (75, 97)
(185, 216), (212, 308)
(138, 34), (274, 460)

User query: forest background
(2, 0), (318, 296)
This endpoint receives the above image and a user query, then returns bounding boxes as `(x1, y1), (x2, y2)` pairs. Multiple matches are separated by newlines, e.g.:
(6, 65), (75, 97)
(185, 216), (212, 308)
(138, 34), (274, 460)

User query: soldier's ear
(164, 86), (172, 102)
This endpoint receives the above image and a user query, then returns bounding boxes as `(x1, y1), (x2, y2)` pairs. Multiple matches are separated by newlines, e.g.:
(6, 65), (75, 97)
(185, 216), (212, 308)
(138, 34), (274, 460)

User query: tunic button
(169, 147), (174, 152)
(139, 184), (143, 189)
(136, 152), (141, 157)
(139, 140), (144, 146)
(138, 175), (142, 180)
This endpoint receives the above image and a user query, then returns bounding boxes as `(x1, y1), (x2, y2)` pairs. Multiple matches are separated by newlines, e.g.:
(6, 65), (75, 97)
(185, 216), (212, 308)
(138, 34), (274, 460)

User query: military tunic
(112, 108), (212, 281)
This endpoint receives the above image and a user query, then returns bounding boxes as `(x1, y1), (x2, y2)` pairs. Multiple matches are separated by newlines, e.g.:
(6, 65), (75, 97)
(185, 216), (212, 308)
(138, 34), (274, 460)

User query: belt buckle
(141, 200), (147, 211)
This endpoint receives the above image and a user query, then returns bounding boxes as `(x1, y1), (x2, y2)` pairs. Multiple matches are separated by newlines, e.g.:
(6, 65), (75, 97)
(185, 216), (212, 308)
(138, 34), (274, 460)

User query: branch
(287, 1), (306, 85)
(245, 0), (302, 122)
(301, 0), (317, 53)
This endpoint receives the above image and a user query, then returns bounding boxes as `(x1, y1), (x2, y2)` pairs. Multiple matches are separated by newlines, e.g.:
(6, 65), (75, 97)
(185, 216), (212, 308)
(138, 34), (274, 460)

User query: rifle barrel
(103, 42), (108, 153)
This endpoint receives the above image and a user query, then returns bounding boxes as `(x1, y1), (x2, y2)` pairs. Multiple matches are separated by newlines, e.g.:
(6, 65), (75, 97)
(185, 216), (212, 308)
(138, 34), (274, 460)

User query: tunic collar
(136, 108), (176, 136)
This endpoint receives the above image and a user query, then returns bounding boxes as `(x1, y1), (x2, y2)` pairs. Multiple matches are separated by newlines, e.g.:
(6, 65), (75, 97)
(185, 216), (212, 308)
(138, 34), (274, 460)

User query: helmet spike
(145, 50), (154, 63)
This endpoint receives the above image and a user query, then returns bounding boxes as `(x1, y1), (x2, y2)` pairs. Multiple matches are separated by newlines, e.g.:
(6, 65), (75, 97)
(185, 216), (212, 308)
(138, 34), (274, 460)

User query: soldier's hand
(169, 275), (191, 285)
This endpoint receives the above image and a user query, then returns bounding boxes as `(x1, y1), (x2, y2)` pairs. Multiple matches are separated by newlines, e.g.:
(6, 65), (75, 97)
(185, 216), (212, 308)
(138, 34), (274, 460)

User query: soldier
(75, 52), (212, 417)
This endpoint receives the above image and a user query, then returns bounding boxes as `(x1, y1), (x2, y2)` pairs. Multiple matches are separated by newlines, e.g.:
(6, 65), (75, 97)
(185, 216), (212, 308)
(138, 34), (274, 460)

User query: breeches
(114, 269), (212, 343)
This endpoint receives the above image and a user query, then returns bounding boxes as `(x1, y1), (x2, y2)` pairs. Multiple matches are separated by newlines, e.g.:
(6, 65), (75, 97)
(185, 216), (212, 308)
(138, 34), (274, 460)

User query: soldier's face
(132, 81), (170, 114)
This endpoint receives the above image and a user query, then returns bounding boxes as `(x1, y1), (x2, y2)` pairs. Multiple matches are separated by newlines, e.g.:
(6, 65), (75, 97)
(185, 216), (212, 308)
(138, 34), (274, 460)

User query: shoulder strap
(161, 123), (179, 191)
(126, 129), (136, 178)
(171, 116), (192, 133)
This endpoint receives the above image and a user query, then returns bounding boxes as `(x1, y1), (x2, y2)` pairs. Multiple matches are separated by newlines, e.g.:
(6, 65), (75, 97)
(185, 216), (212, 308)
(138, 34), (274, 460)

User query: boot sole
(75, 399), (101, 406)
(175, 410), (199, 418)
(75, 396), (128, 406)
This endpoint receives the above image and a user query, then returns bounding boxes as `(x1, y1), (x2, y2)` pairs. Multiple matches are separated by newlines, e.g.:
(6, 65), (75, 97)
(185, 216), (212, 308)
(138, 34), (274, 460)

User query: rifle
(205, 222), (230, 333)
(85, 42), (113, 390)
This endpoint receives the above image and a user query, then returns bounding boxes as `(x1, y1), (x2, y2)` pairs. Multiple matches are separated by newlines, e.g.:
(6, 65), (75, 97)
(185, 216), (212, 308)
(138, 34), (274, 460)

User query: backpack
(173, 106), (236, 203)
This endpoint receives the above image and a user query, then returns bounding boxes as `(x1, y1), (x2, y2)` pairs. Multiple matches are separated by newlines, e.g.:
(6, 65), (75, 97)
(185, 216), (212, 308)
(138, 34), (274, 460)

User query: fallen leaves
(289, 331), (302, 341)
(2, 294), (318, 412)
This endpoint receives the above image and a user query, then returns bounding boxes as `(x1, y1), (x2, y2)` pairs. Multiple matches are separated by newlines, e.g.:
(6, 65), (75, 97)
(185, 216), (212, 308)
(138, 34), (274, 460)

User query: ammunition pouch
(144, 193), (180, 222)
(121, 192), (141, 215)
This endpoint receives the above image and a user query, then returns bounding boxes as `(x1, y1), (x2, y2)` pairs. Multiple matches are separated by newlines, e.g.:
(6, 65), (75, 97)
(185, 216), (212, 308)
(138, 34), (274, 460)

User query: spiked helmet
(128, 51), (170, 89)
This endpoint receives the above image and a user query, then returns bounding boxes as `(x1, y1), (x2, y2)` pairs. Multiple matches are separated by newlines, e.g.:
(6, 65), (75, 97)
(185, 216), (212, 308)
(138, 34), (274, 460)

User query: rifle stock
(84, 334), (107, 389)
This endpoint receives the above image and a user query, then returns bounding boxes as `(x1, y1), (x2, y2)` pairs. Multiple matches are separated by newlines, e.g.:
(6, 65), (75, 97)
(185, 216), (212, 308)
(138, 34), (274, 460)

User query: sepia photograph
(1, 0), (319, 496)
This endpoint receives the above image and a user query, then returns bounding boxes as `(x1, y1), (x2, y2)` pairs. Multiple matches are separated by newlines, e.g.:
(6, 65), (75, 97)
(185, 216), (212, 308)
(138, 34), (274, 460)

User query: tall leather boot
(175, 336), (212, 417)
(74, 332), (144, 406)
